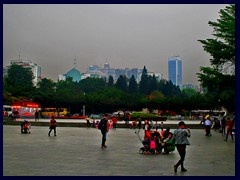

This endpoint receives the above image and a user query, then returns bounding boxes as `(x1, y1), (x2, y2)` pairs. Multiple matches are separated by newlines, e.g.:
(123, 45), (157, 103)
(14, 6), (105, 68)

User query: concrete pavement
(3, 125), (235, 176)
(3, 118), (204, 129)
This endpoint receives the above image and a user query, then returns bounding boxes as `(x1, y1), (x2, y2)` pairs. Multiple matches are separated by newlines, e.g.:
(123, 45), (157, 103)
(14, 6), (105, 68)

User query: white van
(3, 105), (13, 116)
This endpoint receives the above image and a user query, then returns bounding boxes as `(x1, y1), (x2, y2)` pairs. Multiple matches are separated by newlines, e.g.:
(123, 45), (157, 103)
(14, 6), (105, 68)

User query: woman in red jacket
(224, 118), (234, 141)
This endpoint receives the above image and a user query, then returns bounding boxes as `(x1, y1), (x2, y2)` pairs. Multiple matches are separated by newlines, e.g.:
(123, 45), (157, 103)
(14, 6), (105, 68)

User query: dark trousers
(175, 144), (186, 169)
(86, 121), (90, 127)
(49, 127), (56, 136)
(221, 126), (226, 135)
(205, 125), (211, 136)
(101, 130), (107, 147)
(225, 129), (234, 140)
(113, 123), (117, 129)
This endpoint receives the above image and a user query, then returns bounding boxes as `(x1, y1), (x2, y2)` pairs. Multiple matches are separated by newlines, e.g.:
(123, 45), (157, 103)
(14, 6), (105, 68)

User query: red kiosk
(12, 101), (41, 118)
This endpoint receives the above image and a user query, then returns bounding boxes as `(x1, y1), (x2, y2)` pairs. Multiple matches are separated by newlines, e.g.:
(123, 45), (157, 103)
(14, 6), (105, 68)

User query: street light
(218, 99), (221, 117)
(83, 92), (86, 116)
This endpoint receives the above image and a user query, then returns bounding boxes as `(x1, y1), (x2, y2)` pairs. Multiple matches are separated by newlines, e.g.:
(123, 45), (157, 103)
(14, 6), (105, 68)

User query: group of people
(142, 121), (174, 155)
(201, 115), (235, 141)
(143, 120), (191, 173)
(87, 115), (118, 130)
(141, 119), (191, 173)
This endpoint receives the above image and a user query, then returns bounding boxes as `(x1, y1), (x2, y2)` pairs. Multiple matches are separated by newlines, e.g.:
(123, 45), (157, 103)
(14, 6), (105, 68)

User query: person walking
(160, 121), (164, 131)
(112, 116), (118, 129)
(204, 117), (212, 136)
(35, 110), (39, 121)
(86, 118), (91, 127)
(98, 114), (110, 149)
(224, 117), (234, 141)
(48, 116), (57, 136)
(92, 118), (96, 128)
(172, 121), (191, 173)
(154, 120), (158, 130)
(220, 116), (226, 135)
(138, 117), (142, 129)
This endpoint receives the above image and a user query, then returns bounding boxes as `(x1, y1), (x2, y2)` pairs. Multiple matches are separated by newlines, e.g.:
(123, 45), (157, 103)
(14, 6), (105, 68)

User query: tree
(197, 4), (235, 112)
(139, 66), (149, 94)
(54, 77), (82, 113)
(181, 88), (197, 98)
(128, 75), (138, 93)
(33, 78), (56, 108)
(115, 75), (128, 92)
(148, 74), (158, 93)
(107, 75), (114, 87)
(4, 64), (35, 99)
(198, 4), (235, 73)
(78, 77), (106, 93)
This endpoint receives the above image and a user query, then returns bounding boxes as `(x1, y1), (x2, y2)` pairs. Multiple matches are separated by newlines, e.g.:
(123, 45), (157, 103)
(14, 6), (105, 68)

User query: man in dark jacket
(99, 114), (110, 149)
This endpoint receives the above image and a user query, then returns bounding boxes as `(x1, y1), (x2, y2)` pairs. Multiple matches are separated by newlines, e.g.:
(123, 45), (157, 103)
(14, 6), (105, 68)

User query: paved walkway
(13, 118), (201, 124)
(5, 118), (203, 129)
(3, 125), (235, 176)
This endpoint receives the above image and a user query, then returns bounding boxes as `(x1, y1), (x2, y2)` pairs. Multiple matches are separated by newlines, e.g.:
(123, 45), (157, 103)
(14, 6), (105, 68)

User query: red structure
(12, 101), (41, 118)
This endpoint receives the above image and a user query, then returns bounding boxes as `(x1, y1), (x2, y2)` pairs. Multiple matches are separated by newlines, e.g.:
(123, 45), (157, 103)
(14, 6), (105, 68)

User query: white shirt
(205, 119), (212, 126)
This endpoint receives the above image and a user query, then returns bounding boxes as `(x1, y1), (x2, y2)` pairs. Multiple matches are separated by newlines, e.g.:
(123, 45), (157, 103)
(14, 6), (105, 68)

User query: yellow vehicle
(41, 108), (69, 117)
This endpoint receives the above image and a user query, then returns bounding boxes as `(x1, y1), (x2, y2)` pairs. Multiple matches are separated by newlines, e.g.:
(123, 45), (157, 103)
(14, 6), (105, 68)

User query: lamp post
(218, 99), (221, 117)
(83, 92), (86, 116)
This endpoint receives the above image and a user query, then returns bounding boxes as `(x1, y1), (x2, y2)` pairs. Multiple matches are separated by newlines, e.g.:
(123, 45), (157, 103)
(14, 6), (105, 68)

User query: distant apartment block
(182, 84), (200, 91)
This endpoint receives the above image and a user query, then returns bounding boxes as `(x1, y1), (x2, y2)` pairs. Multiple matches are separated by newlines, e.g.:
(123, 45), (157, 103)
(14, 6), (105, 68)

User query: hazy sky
(3, 4), (227, 85)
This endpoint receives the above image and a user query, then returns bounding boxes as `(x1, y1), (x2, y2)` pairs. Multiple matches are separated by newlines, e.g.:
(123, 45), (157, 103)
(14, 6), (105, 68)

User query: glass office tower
(168, 56), (182, 87)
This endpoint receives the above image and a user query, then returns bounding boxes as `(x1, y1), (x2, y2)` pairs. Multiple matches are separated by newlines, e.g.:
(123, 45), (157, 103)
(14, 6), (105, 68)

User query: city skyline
(3, 4), (227, 85)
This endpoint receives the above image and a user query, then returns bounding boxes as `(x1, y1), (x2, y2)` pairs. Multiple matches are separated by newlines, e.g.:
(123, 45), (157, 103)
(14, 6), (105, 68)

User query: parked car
(89, 114), (102, 119)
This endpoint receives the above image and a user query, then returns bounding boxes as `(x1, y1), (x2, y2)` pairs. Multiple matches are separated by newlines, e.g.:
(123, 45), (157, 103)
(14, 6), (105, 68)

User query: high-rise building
(168, 56), (182, 87)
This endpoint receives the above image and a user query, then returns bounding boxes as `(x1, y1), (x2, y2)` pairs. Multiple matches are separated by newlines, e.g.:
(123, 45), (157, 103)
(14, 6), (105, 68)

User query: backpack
(98, 118), (106, 130)
(150, 139), (156, 149)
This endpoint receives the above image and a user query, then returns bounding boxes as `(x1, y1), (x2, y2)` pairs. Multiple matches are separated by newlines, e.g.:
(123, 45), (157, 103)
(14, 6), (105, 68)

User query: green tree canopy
(4, 64), (35, 99)
(197, 4), (235, 112)
(128, 75), (138, 93)
(78, 77), (106, 93)
(115, 75), (128, 92)
(199, 4), (235, 73)
(107, 75), (114, 87)
(139, 66), (149, 94)
(32, 78), (56, 107)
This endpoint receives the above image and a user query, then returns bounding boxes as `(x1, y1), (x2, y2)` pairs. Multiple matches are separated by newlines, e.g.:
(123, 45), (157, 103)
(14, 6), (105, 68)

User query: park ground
(3, 125), (235, 176)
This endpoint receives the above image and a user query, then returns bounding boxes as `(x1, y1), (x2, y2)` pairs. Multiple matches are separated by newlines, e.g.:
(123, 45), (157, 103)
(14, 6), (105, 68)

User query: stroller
(135, 129), (160, 154)
(21, 120), (31, 134)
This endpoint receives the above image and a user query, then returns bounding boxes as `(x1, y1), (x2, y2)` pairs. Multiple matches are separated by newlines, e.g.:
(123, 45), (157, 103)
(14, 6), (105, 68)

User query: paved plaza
(3, 125), (235, 176)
